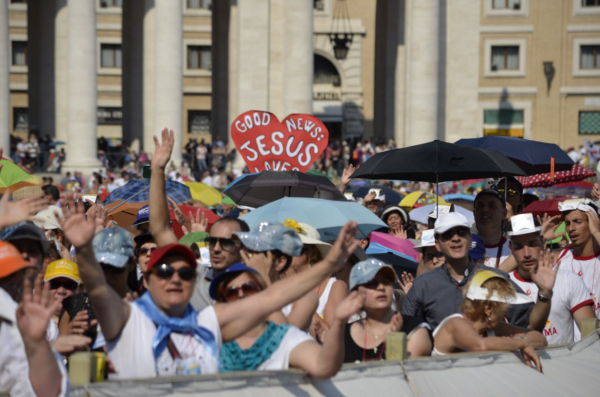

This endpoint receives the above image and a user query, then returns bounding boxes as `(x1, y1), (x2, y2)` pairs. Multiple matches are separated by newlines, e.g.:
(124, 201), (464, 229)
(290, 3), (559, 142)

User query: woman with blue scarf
(212, 263), (364, 377)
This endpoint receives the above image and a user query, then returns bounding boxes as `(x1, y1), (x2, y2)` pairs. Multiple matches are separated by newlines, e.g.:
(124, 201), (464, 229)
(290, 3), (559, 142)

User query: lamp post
(543, 61), (555, 95)
(329, 0), (354, 60)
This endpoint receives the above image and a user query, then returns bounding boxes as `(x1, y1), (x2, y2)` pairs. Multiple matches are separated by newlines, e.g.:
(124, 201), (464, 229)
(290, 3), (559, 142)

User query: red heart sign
(231, 110), (329, 173)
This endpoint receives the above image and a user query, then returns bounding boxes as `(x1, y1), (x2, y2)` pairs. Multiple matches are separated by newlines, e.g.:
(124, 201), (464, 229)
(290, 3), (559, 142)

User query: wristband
(538, 291), (552, 303)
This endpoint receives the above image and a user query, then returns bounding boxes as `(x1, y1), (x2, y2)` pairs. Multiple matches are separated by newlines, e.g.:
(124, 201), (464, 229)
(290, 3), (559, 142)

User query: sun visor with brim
(466, 270), (532, 304)
(558, 198), (598, 214)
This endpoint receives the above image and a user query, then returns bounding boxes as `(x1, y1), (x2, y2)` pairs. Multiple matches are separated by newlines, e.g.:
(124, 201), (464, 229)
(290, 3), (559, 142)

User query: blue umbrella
(347, 185), (404, 205)
(443, 193), (475, 202)
(104, 179), (192, 205)
(455, 136), (574, 176)
(366, 242), (418, 276)
(240, 197), (387, 240)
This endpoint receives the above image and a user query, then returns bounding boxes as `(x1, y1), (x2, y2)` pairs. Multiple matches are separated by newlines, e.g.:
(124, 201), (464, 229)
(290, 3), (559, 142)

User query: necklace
(362, 320), (385, 354)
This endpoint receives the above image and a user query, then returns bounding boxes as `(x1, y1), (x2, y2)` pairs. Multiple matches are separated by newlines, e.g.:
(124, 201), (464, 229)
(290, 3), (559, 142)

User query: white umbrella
(409, 203), (474, 226)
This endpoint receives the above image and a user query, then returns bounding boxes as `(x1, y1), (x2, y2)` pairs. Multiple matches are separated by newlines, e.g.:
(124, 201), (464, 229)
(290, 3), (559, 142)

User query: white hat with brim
(413, 229), (436, 253)
(507, 213), (542, 237)
(33, 206), (65, 230)
(466, 270), (532, 305)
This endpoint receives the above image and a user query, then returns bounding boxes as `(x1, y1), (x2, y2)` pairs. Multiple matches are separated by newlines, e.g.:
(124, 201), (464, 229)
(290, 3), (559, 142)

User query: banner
(231, 111), (329, 173)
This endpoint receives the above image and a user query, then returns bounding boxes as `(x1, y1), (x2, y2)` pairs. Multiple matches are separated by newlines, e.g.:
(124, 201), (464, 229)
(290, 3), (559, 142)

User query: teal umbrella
(240, 197), (387, 240)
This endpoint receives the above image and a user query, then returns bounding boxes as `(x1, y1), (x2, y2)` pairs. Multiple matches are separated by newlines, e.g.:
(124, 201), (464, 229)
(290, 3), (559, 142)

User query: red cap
(147, 243), (197, 272)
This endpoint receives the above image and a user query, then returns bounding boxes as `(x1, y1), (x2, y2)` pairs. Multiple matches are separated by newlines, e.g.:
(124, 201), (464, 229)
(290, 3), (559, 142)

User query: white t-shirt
(482, 237), (511, 268)
(509, 270), (593, 345)
(107, 303), (222, 380)
(256, 326), (314, 371)
(557, 248), (600, 319)
(47, 320), (59, 342)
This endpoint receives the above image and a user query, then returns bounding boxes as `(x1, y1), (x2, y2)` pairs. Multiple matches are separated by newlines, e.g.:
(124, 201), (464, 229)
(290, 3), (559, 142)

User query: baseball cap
(93, 227), (135, 268)
(0, 222), (49, 253)
(474, 188), (505, 206)
(466, 270), (531, 304)
(33, 206), (65, 230)
(282, 219), (331, 258)
(133, 231), (155, 247)
(469, 234), (486, 261)
(413, 229), (435, 253)
(349, 258), (397, 291)
(131, 205), (150, 230)
(434, 212), (471, 235)
(147, 243), (197, 272)
(208, 262), (265, 300)
(0, 241), (32, 279)
(44, 259), (80, 283)
(496, 177), (524, 195)
(507, 213), (541, 237)
(233, 223), (303, 257)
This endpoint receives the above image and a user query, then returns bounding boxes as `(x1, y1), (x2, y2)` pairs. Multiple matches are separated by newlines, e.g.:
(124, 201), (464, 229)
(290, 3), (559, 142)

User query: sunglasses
(497, 188), (519, 197)
(152, 263), (196, 281)
(206, 237), (238, 253)
(362, 277), (392, 290)
(138, 247), (157, 256)
(439, 228), (470, 242)
(423, 252), (445, 262)
(49, 279), (79, 291)
(220, 281), (262, 302)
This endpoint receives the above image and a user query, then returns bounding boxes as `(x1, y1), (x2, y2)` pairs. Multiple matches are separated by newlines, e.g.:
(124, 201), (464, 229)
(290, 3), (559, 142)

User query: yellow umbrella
(399, 191), (447, 210)
(184, 182), (222, 207)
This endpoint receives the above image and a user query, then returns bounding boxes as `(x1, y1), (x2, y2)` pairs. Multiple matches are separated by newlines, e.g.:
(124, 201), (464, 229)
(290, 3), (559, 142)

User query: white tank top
(431, 313), (495, 356)
(316, 278), (337, 317)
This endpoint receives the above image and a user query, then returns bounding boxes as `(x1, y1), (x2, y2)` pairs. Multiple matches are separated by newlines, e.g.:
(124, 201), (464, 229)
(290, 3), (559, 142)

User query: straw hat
(12, 186), (43, 201)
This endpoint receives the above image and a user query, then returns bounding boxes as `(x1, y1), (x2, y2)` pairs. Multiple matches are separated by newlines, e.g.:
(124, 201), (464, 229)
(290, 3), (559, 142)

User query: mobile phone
(142, 165), (151, 179)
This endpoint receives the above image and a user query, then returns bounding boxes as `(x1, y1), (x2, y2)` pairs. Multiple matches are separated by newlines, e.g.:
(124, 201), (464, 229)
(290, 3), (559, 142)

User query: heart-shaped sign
(231, 110), (329, 173)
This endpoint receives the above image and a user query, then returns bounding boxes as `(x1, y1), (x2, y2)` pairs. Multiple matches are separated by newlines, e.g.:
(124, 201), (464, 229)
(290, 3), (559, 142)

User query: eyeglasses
(49, 279), (79, 291)
(361, 278), (392, 290)
(152, 263), (196, 281)
(206, 237), (238, 253)
(423, 252), (445, 262)
(220, 281), (262, 302)
(138, 247), (157, 256)
(438, 228), (470, 242)
(497, 188), (519, 197)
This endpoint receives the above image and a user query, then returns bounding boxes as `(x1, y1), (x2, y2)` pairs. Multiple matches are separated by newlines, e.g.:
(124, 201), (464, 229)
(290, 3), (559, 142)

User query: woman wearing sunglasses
(211, 263), (363, 377)
(60, 193), (361, 379)
(344, 259), (432, 362)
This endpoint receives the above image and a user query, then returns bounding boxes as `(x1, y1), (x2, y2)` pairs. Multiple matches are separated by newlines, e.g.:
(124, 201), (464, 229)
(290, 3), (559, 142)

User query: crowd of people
(1, 130), (600, 396)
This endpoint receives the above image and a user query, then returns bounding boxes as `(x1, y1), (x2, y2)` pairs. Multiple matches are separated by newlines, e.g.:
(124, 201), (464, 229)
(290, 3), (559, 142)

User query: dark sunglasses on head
(49, 279), (79, 291)
(423, 252), (445, 262)
(220, 281), (261, 302)
(152, 263), (196, 281)
(138, 247), (157, 256)
(206, 237), (238, 253)
(439, 228), (470, 242)
(497, 188), (519, 197)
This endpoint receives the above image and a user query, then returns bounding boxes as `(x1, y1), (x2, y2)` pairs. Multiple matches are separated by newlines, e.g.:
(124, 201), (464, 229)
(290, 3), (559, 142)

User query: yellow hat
(44, 259), (81, 283)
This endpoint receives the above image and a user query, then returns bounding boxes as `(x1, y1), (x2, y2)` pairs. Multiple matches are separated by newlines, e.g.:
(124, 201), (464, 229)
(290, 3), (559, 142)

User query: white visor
(466, 287), (532, 305)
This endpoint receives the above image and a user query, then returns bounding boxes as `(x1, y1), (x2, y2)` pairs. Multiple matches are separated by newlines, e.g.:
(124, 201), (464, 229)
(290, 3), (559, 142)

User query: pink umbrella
(369, 232), (419, 262)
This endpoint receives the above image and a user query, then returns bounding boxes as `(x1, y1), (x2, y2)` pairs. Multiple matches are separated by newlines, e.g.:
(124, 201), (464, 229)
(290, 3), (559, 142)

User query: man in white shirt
(507, 213), (595, 345)
(473, 189), (513, 270)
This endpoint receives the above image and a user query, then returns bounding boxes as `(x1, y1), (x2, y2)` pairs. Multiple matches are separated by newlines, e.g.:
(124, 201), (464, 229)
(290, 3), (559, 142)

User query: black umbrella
(347, 185), (404, 205)
(350, 140), (526, 183)
(223, 170), (348, 208)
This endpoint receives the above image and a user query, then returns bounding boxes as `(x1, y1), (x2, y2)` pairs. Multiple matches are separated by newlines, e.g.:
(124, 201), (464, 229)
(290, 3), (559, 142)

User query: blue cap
(93, 227), (135, 268)
(209, 262), (264, 300)
(0, 221), (49, 253)
(131, 205), (149, 230)
(233, 223), (303, 257)
(349, 258), (397, 291)
(469, 234), (486, 261)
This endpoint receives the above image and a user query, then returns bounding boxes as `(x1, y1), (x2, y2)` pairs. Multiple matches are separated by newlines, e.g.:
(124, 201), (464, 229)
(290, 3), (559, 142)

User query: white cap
(33, 206), (65, 230)
(428, 204), (452, 219)
(507, 213), (541, 237)
(413, 229), (435, 252)
(434, 212), (470, 234)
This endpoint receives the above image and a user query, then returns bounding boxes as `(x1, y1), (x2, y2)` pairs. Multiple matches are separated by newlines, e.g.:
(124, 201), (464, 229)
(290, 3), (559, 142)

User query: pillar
(63, 0), (100, 173)
(143, 0), (155, 153)
(211, 0), (230, 144)
(55, 0), (68, 142)
(0, 0), (9, 154)
(154, 0), (183, 164)
(38, 0), (55, 140)
(26, 0), (40, 136)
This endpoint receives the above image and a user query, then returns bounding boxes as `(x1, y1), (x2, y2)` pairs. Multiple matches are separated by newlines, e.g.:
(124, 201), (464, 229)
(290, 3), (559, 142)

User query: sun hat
(282, 219), (331, 258)
(44, 259), (80, 283)
(233, 223), (303, 257)
(434, 212), (471, 235)
(428, 204), (454, 220)
(413, 229), (435, 253)
(349, 258), (397, 291)
(208, 262), (265, 300)
(93, 227), (135, 268)
(33, 206), (65, 230)
(558, 198), (598, 214)
(12, 186), (43, 201)
(466, 270), (531, 304)
(381, 205), (410, 225)
(507, 213), (541, 237)
(0, 241), (32, 279)
(147, 243), (197, 271)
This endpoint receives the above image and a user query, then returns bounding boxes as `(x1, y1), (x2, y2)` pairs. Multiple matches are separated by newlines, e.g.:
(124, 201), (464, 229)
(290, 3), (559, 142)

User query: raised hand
(240, 249), (274, 286)
(17, 275), (61, 344)
(530, 248), (559, 296)
(187, 208), (208, 233)
(323, 222), (360, 272)
(537, 213), (564, 242)
(0, 189), (48, 229)
(58, 201), (97, 249)
(340, 164), (356, 186)
(585, 209), (600, 238)
(334, 290), (365, 321)
(399, 271), (414, 294)
(520, 344), (543, 373)
(363, 192), (376, 204)
(151, 128), (175, 171)
(389, 224), (407, 239)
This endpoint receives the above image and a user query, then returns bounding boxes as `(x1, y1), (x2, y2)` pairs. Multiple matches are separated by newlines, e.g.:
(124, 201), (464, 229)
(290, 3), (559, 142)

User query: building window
(580, 111), (600, 134)
(187, 0), (211, 9)
(100, 0), (122, 7)
(492, 0), (520, 9)
(97, 107), (122, 125)
(314, 55), (341, 87)
(13, 107), (28, 132)
(484, 109), (525, 137)
(187, 46), (211, 70)
(188, 111), (211, 134)
(314, 0), (325, 11)
(100, 44), (122, 68)
(582, 0), (600, 7)
(491, 46), (519, 71)
(11, 41), (27, 66)
(581, 45), (600, 69)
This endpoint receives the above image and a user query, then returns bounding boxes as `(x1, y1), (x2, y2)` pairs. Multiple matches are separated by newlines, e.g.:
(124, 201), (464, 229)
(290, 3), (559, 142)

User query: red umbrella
(169, 205), (221, 239)
(516, 164), (594, 188)
(552, 181), (594, 189)
(522, 197), (569, 217)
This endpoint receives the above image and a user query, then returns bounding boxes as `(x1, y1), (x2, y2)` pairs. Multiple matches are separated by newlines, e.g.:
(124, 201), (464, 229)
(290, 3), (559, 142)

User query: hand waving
(389, 225), (408, 239)
(0, 189), (48, 229)
(58, 201), (97, 249)
(530, 248), (559, 296)
(341, 164), (356, 186)
(151, 128), (175, 171)
(399, 271), (414, 294)
(537, 213), (564, 242)
(17, 274), (61, 344)
(323, 222), (360, 273)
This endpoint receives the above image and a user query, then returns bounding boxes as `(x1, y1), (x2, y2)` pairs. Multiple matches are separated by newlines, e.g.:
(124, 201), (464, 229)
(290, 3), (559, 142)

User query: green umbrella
(0, 158), (40, 194)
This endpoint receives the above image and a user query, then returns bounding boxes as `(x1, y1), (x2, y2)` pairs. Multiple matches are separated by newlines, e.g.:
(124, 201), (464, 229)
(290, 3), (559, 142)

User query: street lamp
(329, 0), (353, 60)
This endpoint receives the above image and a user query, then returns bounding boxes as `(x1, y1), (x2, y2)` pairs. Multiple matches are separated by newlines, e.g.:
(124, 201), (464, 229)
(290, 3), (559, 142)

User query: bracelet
(538, 291), (552, 302)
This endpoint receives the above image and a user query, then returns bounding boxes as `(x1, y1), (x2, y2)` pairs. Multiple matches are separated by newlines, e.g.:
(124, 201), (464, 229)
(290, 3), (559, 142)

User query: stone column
(0, 0), (9, 154)
(143, 0), (155, 153)
(26, 0), (40, 136)
(38, 0), (55, 139)
(404, 0), (440, 145)
(211, 0), (230, 144)
(122, 0), (144, 151)
(283, 0), (313, 115)
(154, 0), (183, 164)
(54, 0), (68, 142)
(63, 0), (100, 173)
